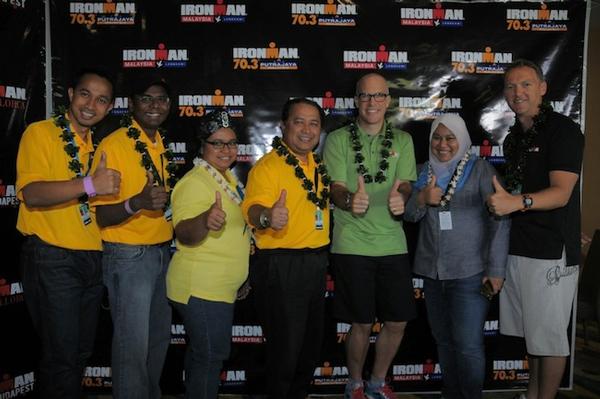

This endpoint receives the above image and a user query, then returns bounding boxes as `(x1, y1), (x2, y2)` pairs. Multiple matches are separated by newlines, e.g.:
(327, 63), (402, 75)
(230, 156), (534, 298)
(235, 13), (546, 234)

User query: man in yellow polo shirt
(16, 68), (120, 399)
(90, 74), (177, 399)
(242, 98), (330, 399)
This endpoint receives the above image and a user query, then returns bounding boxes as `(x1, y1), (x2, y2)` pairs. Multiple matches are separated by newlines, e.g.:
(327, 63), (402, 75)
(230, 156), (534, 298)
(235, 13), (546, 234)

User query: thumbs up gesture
(388, 179), (405, 216)
(136, 170), (168, 211)
(205, 191), (226, 231)
(421, 175), (443, 206)
(91, 152), (121, 195)
(486, 175), (518, 216)
(351, 175), (369, 215)
(269, 189), (289, 230)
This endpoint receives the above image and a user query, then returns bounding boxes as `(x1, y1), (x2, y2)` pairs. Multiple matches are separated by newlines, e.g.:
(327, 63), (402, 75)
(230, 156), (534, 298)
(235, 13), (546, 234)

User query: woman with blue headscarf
(404, 114), (510, 399)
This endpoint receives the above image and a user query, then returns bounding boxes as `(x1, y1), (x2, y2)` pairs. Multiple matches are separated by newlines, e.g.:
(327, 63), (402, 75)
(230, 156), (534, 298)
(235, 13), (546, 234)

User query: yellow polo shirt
(167, 165), (250, 304)
(90, 120), (173, 245)
(16, 118), (102, 250)
(241, 149), (330, 249)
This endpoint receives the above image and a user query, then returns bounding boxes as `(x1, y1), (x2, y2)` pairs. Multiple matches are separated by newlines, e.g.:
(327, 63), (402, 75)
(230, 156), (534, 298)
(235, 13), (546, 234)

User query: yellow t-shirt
(90, 121), (173, 245)
(16, 118), (102, 250)
(167, 164), (250, 304)
(241, 149), (330, 249)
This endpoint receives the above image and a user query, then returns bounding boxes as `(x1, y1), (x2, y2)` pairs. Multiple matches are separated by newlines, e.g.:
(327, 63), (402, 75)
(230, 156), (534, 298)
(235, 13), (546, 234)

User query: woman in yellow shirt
(166, 109), (250, 398)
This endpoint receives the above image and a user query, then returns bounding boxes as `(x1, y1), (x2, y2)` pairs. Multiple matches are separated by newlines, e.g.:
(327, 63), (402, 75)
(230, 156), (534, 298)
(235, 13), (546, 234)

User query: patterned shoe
(364, 382), (398, 399)
(344, 383), (366, 399)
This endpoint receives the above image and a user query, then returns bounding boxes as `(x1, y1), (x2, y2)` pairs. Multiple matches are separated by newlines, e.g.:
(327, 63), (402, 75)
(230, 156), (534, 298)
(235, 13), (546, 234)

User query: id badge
(164, 206), (173, 222)
(315, 208), (324, 230)
(439, 211), (453, 231)
(79, 202), (92, 226)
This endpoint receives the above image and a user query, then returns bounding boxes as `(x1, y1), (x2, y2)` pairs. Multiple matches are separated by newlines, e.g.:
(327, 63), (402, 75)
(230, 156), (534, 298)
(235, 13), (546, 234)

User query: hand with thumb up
(486, 175), (519, 216)
(420, 175), (443, 206)
(388, 179), (405, 216)
(268, 189), (289, 230)
(205, 191), (227, 231)
(134, 170), (168, 211)
(91, 151), (121, 195)
(351, 175), (369, 215)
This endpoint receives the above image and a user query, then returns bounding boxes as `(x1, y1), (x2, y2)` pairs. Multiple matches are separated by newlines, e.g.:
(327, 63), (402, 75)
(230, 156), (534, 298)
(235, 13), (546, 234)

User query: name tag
(439, 211), (452, 231)
(164, 206), (173, 222)
(315, 208), (324, 230)
(79, 202), (92, 226)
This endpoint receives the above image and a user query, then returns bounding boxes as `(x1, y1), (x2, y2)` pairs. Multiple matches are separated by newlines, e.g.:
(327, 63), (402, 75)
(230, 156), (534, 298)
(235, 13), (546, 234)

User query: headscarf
(415, 113), (475, 190)
(197, 108), (233, 142)
(188, 108), (235, 167)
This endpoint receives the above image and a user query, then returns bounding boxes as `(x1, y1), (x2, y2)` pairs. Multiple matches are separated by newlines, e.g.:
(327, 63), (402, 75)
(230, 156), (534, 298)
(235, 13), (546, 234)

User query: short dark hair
(130, 73), (171, 98)
(504, 59), (545, 82)
(70, 68), (115, 100)
(281, 97), (325, 125)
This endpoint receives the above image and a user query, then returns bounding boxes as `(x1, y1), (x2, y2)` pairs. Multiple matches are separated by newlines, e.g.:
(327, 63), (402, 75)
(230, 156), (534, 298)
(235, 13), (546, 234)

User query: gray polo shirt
(404, 159), (510, 280)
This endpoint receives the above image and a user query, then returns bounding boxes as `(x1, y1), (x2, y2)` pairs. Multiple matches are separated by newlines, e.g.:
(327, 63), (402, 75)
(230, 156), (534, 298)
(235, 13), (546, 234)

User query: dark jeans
(173, 297), (234, 399)
(424, 272), (490, 399)
(251, 247), (328, 399)
(20, 235), (103, 399)
(103, 242), (172, 399)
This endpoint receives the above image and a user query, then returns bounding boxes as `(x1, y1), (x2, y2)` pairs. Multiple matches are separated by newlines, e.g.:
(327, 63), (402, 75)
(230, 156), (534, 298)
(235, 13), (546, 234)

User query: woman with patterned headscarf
(166, 108), (250, 398)
(404, 113), (510, 399)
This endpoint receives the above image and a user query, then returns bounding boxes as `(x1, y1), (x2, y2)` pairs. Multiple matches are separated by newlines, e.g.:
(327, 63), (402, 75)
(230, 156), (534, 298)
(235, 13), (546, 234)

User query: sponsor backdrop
(0, 0), (587, 396)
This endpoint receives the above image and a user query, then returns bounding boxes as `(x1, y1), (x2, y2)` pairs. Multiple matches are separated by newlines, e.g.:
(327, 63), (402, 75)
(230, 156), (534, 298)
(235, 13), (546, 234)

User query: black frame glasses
(356, 92), (390, 102)
(204, 140), (239, 149)
(135, 95), (170, 106)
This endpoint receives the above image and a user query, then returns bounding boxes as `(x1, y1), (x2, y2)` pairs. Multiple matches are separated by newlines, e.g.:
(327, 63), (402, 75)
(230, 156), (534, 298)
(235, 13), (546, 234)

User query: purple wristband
(83, 176), (96, 197)
(124, 199), (137, 215)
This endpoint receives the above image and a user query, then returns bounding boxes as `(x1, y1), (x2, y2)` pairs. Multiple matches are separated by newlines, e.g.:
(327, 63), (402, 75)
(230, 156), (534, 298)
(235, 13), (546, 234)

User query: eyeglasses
(135, 95), (170, 106)
(205, 140), (238, 149)
(356, 92), (390, 102)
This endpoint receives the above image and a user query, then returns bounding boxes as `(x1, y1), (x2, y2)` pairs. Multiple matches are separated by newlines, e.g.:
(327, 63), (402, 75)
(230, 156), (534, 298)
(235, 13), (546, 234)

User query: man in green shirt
(324, 73), (417, 399)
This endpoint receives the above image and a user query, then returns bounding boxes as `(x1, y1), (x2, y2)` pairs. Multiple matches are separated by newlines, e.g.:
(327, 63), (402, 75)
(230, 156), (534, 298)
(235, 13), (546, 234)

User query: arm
(487, 171), (579, 216)
(247, 204), (268, 229)
(330, 179), (369, 215)
(480, 163), (510, 294)
(403, 186), (427, 223)
(247, 190), (288, 230)
(329, 182), (351, 211)
(22, 179), (89, 208)
(22, 152), (121, 208)
(96, 171), (168, 228)
(175, 192), (225, 246)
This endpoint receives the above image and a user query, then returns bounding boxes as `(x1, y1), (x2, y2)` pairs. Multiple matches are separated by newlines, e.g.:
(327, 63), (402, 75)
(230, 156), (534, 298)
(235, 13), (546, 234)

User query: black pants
(251, 247), (328, 399)
(20, 236), (103, 399)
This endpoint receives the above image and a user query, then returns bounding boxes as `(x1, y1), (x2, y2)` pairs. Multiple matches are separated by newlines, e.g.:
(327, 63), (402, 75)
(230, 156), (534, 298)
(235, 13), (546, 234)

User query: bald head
(354, 73), (391, 134)
(355, 73), (389, 96)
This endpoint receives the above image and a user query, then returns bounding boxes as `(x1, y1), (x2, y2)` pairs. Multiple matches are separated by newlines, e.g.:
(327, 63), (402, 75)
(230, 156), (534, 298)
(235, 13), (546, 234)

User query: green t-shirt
(323, 121), (416, 256)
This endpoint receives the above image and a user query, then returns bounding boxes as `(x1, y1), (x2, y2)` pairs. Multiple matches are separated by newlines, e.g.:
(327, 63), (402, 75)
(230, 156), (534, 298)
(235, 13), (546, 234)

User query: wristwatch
(344, 191), (353, 211)
(521, 194), (533, 211)
(259, 210), (270, 229)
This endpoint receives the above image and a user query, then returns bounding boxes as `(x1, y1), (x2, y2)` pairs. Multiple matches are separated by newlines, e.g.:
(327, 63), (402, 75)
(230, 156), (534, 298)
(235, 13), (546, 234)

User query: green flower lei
(272, 136), (331, 210)
(52, 105), (97, 177)
(349, 121), (393, 183)
(52, 105), (97, 203)
(120, 114), (178, 189)
(503, 101), (553, 193)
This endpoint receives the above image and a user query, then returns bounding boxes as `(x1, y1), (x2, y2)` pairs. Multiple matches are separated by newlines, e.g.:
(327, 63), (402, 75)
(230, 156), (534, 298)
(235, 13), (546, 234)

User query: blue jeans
(173, 297), (234, 399)
(20, 235), (103, 399)
(103, 242), (172, 399)
(424, 272), (490, 399)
